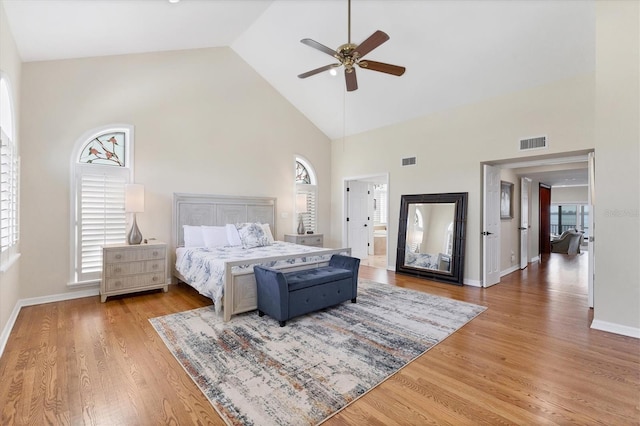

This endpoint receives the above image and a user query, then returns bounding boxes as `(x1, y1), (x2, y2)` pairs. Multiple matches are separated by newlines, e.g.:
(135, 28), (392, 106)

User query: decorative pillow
(236, 222), (271, 249)
(183, 225), (205, 247)
(225, 224), (242, 246)
(201, 225), (229, 248)
(261, 223), (275, 245)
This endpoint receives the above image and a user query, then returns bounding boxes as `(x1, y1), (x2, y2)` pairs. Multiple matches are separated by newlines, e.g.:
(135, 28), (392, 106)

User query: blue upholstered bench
(253, 254), (360, 326)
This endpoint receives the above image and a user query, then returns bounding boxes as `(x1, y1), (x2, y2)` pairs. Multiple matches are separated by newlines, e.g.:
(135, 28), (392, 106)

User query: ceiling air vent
(519, 135), (547, 151)
(402, 156), (417, 166)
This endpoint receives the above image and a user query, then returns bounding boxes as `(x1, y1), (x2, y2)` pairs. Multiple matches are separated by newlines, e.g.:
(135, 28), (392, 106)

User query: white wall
(0, 2), (22, 343)
(18, 47), (331, 300)
(331, 73), (595, 284)
(500, 169), (520, 272)
(551, 186), (588, 204)
(592, 1), (640, 335)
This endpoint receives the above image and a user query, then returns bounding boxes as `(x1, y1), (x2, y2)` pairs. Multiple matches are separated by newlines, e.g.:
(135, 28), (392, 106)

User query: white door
(483, 164), (501, 287)
(347, 180), (370, 259)
(587, 152), (595, 308)
(520, 177), (531, 269)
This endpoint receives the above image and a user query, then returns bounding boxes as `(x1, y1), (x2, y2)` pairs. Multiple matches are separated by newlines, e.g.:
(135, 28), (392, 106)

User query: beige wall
(0, 3), (22, 340)
(331, 73), (595, 284)
(551, 186), (588, 204)
(500, 169), (520, 272)
(19, 47), (331, 299)
(593, 1), (640, 333)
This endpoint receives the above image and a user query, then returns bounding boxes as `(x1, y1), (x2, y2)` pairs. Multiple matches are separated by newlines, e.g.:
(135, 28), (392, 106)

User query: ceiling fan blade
(345, 68), (358, 92)
(353, 30), (389, 59)
(300, 38), (338, 58)
(358, 60), (406, 76)
(298, 63), (341, 79)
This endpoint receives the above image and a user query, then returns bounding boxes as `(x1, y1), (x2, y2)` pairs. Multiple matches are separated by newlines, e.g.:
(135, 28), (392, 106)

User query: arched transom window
(295, 158), (317, 233)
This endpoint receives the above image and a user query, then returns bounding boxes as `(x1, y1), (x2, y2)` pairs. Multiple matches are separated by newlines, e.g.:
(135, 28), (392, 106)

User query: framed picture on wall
(500, 181), (513, 219)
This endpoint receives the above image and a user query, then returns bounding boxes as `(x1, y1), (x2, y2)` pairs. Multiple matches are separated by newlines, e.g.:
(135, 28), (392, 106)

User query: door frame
(481, 151), (594, 292)
(342, 173), (389, 261)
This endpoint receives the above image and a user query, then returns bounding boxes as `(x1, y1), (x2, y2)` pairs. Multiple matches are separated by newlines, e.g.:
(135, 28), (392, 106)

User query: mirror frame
(396, 192), (468, 285)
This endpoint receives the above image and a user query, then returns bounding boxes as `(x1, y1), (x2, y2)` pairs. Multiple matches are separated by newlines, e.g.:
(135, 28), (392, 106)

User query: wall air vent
(402, 156), (417, 166)
(519, 135), (547, 151)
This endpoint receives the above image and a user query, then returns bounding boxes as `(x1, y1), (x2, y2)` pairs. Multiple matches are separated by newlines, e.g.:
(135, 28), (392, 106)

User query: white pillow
(225, 224), (242, 246)
(261, 223), (275, 244)
(183, 225), (205, 247)
(202, 225), (229, 247)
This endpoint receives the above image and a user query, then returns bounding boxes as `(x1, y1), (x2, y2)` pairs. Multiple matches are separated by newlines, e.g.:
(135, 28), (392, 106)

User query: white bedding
(175, 241), (331, 310)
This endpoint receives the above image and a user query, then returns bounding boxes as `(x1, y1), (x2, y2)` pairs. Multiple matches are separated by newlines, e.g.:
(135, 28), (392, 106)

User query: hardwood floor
(1, 253), (638, 425)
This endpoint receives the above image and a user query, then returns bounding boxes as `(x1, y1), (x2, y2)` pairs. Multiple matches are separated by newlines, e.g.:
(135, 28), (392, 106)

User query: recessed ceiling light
(169, 0), (180, 3)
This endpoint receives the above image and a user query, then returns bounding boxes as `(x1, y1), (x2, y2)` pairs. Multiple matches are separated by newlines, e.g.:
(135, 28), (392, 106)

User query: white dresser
(101, 241), (168, 302)
(284, 233), (324, 247)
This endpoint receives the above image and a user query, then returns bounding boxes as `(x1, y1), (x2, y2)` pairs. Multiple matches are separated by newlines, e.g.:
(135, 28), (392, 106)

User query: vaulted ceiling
(3, 0), (595, 141)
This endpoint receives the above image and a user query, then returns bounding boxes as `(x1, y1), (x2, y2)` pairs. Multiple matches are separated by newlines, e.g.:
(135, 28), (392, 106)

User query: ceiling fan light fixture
(297, 0), (406, 91)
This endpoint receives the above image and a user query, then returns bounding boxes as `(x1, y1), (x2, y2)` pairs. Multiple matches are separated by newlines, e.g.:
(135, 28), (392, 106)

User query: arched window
(295, 157), (317, 233)
(0, 75), (19, 268)
(70, 125), (133, 285)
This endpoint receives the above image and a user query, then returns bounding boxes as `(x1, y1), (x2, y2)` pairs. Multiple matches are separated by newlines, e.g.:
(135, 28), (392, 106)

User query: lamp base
(297, 215), (306, 235)
(128, 213), (143, 245)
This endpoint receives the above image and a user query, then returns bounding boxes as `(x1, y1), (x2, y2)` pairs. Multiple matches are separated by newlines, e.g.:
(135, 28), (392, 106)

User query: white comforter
(175, 242), (330, 310)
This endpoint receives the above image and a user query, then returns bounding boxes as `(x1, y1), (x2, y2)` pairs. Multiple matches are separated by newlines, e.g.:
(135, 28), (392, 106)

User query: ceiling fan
(297, 0), (406, 92)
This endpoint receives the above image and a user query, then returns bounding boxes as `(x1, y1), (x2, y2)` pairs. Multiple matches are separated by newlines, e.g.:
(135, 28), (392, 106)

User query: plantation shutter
(373, 185), (388, 224)
(76, 169), (127, 282)
(296, 185), (317, 233)
(0, 128), (18, 259)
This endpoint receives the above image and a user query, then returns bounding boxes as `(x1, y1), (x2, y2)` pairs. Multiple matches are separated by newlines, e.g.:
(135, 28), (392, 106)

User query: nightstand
(284, 233), (323, 247)
(101, 241), (168, 302)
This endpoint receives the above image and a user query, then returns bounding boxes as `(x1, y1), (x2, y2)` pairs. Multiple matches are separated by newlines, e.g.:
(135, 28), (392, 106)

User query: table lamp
(125, 184), (144, 245)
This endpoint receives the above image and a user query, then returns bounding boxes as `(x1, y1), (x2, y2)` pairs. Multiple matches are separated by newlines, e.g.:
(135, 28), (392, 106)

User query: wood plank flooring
(1, 253), (639, 425)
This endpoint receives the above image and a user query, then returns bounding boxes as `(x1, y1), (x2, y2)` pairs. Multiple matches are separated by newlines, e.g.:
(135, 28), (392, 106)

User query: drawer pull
(114, 267), (121, 273)
(115, 254), (122, 260)
(152, 251), (159, 256)
(152, 276), (158, 282)
(115, 281), (122, 288)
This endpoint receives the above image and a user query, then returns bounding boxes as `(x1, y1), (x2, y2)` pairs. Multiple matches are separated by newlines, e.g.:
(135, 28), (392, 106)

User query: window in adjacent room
(70, 126), (133, 285)
(0, 75), (19, 269)
(295, 157), (317, 233)
(550, 204), (589, 238)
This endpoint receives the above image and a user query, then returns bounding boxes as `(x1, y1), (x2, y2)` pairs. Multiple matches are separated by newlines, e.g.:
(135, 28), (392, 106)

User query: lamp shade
(125, 184), (144, 213)
(296, 194), (308, 214)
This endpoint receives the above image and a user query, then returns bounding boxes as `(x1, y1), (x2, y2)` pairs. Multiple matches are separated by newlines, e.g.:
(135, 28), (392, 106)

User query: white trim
(591, 320), (640, 339)
(0, 299), (21, 358)
(500, 264), (520, 277)
(463, 278), (482, 287)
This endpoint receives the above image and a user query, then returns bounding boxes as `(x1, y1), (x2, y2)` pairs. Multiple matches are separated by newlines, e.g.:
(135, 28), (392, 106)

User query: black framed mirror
(396, 192), (468, 285)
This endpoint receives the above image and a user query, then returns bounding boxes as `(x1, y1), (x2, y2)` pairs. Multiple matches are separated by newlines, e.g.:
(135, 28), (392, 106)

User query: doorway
(481, 151), (594, 300)
(343, 174), (389, 269)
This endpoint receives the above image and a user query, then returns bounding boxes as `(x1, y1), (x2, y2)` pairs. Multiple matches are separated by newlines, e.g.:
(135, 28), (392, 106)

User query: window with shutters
(0, 75), (19, 269)
(295, 157), (317, 233)
(70, 126), (133, 285)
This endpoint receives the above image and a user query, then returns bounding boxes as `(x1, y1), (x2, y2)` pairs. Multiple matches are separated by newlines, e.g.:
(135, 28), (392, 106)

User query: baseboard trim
(0, 301), (22, 359)
(501, 265), (520, 277)
(0, 288), (100, 358)
(463, 278), (482, 287)
(591, 319), (640, 339)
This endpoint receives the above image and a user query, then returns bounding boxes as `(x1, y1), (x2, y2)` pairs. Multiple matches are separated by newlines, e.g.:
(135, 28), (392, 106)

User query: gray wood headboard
(172, 193), (277, 251)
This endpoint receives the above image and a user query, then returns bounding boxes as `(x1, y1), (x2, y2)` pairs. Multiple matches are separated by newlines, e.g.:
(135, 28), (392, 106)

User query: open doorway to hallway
(481, 150), (593, 301)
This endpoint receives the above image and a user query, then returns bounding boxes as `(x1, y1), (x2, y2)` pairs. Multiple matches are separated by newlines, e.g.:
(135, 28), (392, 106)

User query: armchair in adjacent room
(551, 229), (584, 255)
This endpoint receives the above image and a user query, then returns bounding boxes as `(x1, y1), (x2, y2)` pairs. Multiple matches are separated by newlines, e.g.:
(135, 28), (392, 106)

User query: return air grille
(519, 136), (547, 151)
(402, 156), (417, 166)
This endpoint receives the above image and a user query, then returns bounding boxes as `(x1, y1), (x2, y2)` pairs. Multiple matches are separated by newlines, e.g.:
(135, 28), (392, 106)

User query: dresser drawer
(297, 235), (323, 247)
(105, 259), (165, 277)
(105, 246), (166, 263)
(105, 272), (165, 291)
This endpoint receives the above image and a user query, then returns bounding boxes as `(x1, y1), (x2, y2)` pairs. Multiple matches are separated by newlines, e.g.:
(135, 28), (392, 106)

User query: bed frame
(171, 193), (350, 321)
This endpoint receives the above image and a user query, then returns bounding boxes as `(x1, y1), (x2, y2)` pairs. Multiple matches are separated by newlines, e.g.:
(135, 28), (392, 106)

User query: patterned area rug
(150, 279), (486, 426)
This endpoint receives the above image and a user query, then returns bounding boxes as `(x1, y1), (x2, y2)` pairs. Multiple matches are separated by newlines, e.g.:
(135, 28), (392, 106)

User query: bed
(404, 250), (451, 272)
(171, 193), (350, 321)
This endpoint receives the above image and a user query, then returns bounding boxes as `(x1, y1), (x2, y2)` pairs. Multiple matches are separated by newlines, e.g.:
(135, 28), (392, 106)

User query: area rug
(150, 279), (486, 426)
